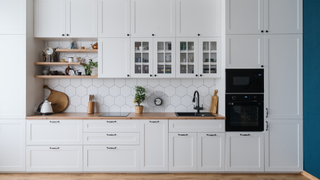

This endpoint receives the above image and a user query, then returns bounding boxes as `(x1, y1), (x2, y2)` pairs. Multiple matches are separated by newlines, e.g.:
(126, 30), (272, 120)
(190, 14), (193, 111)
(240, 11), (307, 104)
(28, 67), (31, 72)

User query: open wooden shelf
(34, 62), (86, 66)
(34, 75), (98, 79)
(55, 49), (98, 53)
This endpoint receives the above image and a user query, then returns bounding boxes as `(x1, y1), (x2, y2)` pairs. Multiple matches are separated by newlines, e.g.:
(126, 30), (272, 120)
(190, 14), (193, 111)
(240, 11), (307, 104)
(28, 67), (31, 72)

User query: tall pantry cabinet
(0, 0), (26, 172)
(225, 0), (303, 172)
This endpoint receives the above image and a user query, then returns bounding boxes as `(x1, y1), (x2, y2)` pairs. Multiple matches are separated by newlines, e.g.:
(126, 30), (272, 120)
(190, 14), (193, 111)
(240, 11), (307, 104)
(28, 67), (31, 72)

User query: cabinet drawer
(169, 120), (225, 133)
(84, 120), (140, 132)
(27, 120), (82, 145)
(84, 146), (139, 171)
(26, 146), (82, 172)
(83, 133), (140, 145)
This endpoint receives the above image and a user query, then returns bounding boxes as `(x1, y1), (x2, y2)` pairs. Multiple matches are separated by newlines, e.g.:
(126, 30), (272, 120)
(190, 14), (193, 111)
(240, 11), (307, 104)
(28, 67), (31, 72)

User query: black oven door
(226, 101), (264, 131)
(226, 69), (264, 93)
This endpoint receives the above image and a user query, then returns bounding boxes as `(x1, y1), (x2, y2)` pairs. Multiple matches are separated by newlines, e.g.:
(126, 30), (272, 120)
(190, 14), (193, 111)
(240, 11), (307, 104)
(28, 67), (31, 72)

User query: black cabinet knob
(67, 34), (69, 36)
(195, 74), (198, 77)
(154, 74), (157, 77)
(266, 30), (269, 33)
(127, 74), (130, 77)
(261, 65), (264, 68)
(152, 34), (154, 36)
(200, 74), (202, 77)
(62, 34), (65, 36)
(198, 34), (200, 36)
(127, 34), (130, 36)
(150, 74), (152, 77)
(261, 30), (264, 33)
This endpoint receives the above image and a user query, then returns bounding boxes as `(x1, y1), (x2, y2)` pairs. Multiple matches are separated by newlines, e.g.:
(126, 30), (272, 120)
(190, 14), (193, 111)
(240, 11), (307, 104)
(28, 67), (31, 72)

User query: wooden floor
(0, 173), (310, 180)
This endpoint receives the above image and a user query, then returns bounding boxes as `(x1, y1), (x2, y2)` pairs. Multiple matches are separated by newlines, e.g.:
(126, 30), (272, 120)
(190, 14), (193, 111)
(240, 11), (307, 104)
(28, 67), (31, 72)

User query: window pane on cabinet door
(210, 53), (217, 63)
(180, 65), (187, 74)
(158, 42), (164, 51)
(188, 42), (194, 51)
(165, 53), (171, 63)
(203, 42), (209, 51)
(211, 65), (217, 74)
(203, 53), (209, 63)
(135, 53), (141, 63)
(210, 41), (217, 51)
(180, 53), (186, 63)
(166, 42), (172, 51)
(135, 65), (142, 74)
(158, 65), (164, 74)
(158, 53), (164, 63)
(203, 65), (209, 74)
(143, 53), (149, 63)
(188, 53), (194, 63)
(143, 65), (149, 74)
(188, 65), (194, 74)
(165, 65), (172, 74)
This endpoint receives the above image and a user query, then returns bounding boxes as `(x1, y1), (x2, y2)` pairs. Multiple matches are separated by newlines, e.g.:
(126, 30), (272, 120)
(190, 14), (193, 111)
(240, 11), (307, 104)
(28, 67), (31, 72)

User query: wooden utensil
(210, 89), (219, 114)
(44, 85), (69, 113)
(87, 94), (95, 114)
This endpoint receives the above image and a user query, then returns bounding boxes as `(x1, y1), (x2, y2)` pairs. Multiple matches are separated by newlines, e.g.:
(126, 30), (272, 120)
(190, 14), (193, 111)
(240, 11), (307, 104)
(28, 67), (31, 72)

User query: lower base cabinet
(26, 146), (82, 172)
(265, 120), (303, 171)
(84, 146), (140, 172)
(226, 132), (264, 171)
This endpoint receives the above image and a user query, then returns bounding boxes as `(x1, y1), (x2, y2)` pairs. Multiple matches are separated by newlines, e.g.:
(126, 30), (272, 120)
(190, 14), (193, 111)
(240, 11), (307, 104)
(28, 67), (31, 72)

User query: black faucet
(192, 90), (203, 114)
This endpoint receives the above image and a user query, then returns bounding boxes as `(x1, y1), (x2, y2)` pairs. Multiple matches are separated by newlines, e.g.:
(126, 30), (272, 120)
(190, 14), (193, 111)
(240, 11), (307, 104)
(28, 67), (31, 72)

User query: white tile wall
(43, 40), (218, 113)
(45, 78), (217, 112)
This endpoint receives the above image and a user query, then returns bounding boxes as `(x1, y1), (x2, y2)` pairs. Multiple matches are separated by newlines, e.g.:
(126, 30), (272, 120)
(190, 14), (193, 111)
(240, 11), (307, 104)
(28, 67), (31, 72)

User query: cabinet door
(265, 120), (303, 171)
(226, 35), (264, 68)
(264, 0), (302, 34)
(66, 0), (97, 38)
(226, 0), (264, 34)
(83, 120), (140, 133)
(140, 120), (168, 171)
(225, 132), (264, 171)
(0, 120), (25, 172)
(176, 38), (199, 78)
(153, 38), (175, 78)
(98, 0), (130, 37)
(34, 0), (65, 37)
(0, 35), (25, 118)
(98, 38), (130, 78)
(264, 35), (302, 120)
(131, 0), (175, 37)
(198, 133), (225, 171)
(169, 133), (197, 171)
(26, 146), (83, 172)
(131, 38), (153, 78)
(176, 0), (221, 37)
(84, 146), (139, 171)
(0, 0), (26, 34)
(199, 38), (220, 77)
(27, 120), (83, 145)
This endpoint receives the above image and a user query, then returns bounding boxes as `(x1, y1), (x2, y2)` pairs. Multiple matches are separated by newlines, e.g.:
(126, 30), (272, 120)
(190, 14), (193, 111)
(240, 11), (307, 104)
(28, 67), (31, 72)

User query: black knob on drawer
(127, 74), (130, 77)
(261, 30), (264, 33)
(127, 34), (130, 36)
(266, 30), (269, 33)
(62, 34), (65, 36)
(198, 34), (200, 36)
(152, 34), (154, 36)
(195, 74), (198, 77)
(150, 74), (152, 77)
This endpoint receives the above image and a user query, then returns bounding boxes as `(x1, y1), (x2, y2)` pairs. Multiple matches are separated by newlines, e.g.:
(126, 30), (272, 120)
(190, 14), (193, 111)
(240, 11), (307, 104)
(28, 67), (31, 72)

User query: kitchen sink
(175, 112), (215, 117)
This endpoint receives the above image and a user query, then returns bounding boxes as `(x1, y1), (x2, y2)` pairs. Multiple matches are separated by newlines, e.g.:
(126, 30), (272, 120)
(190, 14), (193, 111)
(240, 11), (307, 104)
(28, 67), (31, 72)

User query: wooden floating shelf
(34, 62), (86, 66)
(55, 49), (98, 53)
(34, 75), (98, 79)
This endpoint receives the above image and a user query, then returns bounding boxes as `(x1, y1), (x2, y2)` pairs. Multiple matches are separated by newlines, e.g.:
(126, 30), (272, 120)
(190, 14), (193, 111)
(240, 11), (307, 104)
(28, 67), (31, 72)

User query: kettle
(37, 100), (54, 115)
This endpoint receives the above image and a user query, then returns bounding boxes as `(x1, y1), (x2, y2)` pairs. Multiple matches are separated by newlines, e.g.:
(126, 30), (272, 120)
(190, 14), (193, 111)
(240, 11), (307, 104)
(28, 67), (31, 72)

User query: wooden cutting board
(210, 89), (219, 114)
(44, 85), (69, 113)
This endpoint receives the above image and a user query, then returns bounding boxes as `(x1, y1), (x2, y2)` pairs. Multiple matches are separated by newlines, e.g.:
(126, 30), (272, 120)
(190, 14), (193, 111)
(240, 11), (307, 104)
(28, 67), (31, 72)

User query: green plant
(82, 59), (98, 75)
(134, 86), (146, 106)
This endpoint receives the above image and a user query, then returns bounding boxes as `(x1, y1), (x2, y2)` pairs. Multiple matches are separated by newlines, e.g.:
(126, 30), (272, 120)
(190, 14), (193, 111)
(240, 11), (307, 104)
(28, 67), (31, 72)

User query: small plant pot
(135, 106), (144, 114)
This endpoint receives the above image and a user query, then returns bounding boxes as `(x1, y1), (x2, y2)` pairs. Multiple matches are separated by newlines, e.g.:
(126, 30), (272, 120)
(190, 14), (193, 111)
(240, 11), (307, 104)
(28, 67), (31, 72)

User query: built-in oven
(226, 94), (264, 131)
(226, 69), (264, 93)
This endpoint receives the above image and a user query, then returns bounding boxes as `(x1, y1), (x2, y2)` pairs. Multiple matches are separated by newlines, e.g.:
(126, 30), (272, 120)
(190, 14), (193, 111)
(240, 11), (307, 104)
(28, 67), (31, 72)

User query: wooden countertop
(26, 112), (225, 120)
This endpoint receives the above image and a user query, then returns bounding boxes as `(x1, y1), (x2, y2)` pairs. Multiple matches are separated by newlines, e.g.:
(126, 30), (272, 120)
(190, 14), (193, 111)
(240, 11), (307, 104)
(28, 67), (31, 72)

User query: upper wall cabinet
(98, 0), (130, 37)
(0, 0), (26, 34)
(34, 0), (97, 38)
(226, 0), (302, 34)
(176, 0), (221, 37)
(131, 0), (175, 37)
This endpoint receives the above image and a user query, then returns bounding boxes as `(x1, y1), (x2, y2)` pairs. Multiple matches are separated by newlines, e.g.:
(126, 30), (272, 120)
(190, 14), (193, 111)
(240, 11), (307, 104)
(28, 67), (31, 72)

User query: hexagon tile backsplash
(44, 78), (217, 113)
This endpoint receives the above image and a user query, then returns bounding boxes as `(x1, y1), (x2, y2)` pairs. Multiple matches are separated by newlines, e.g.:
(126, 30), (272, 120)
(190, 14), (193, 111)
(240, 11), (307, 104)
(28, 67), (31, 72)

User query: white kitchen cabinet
(198, 133), (225, 171)
(226, 0), (302, 34)
(176, 38), (220, 78)
(140, 120), (168, 171)
(153, 38), (175, 78)
(131, 0), (175, 37)
(84, 146), (140, 171)
(98, 38), (130, 78)
(226, 35), (264, 68)
(264, 35), (303, 120)
(169, 133), (197, 171)
(265, 120), (303, 171)
(26, 120), (82, 145)
(0, 120), (25, 172)
(34, 0), (97, 38)
(98, 0), (130, 37)
(0, 0), (26, 34)
(176, 0), (221, 37)
(26, 146), (83, 172)
(131, 38), (153, 77)
(169, 120), (225, 133)
(0, 35), (25, 119)
(83, 132), (140, 145)
(225, 132), (264, 171)
(84, 120), (140, 133)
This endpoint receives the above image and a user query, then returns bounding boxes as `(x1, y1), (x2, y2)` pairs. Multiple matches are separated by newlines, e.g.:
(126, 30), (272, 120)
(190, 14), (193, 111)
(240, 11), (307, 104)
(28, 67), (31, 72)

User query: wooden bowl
(50, 70), (58, 75)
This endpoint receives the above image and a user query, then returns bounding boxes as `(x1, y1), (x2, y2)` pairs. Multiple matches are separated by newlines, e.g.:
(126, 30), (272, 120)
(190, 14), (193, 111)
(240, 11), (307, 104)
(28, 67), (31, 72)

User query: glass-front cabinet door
(131, 38), (153, 78)
(176, 38), (199, 78)
(199, 38), (220, 77)
(153, 38), (175, 78)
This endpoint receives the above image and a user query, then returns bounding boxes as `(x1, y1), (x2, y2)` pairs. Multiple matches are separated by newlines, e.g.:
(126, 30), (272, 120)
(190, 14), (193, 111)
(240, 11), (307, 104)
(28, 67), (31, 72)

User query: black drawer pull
(49, 147), (60, 149)
(149, 121), (159, 123)
(106, 134), (117, 136)
(240, 134), (250, 136)
(106, 121), (117, 123)
(178, 134), (188, 136)
(206, 134), (217, 136)
(50, 121), (60, 123)
(107, 147), (117, 149)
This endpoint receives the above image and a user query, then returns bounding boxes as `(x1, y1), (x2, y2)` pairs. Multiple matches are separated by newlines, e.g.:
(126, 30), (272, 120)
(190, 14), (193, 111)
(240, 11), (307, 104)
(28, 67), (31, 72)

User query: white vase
(91, 67), (98, 76)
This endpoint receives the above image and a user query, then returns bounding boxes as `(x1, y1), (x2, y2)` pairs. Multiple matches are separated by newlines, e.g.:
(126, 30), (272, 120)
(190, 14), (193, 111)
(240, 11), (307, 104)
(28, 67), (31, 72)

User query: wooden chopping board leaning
(44, 85), (69, 112)
(210, 89), (218, 114)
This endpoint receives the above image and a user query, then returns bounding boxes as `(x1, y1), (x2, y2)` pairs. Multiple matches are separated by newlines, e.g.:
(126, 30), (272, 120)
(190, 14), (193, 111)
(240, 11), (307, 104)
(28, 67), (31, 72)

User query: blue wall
(303, 0), (320, 178)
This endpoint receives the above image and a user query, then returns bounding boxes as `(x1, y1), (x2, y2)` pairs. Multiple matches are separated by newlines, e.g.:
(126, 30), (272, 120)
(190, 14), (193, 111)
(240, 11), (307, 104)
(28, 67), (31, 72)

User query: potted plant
(134, 86), (146, 114)
(82, 59), (98, 76)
